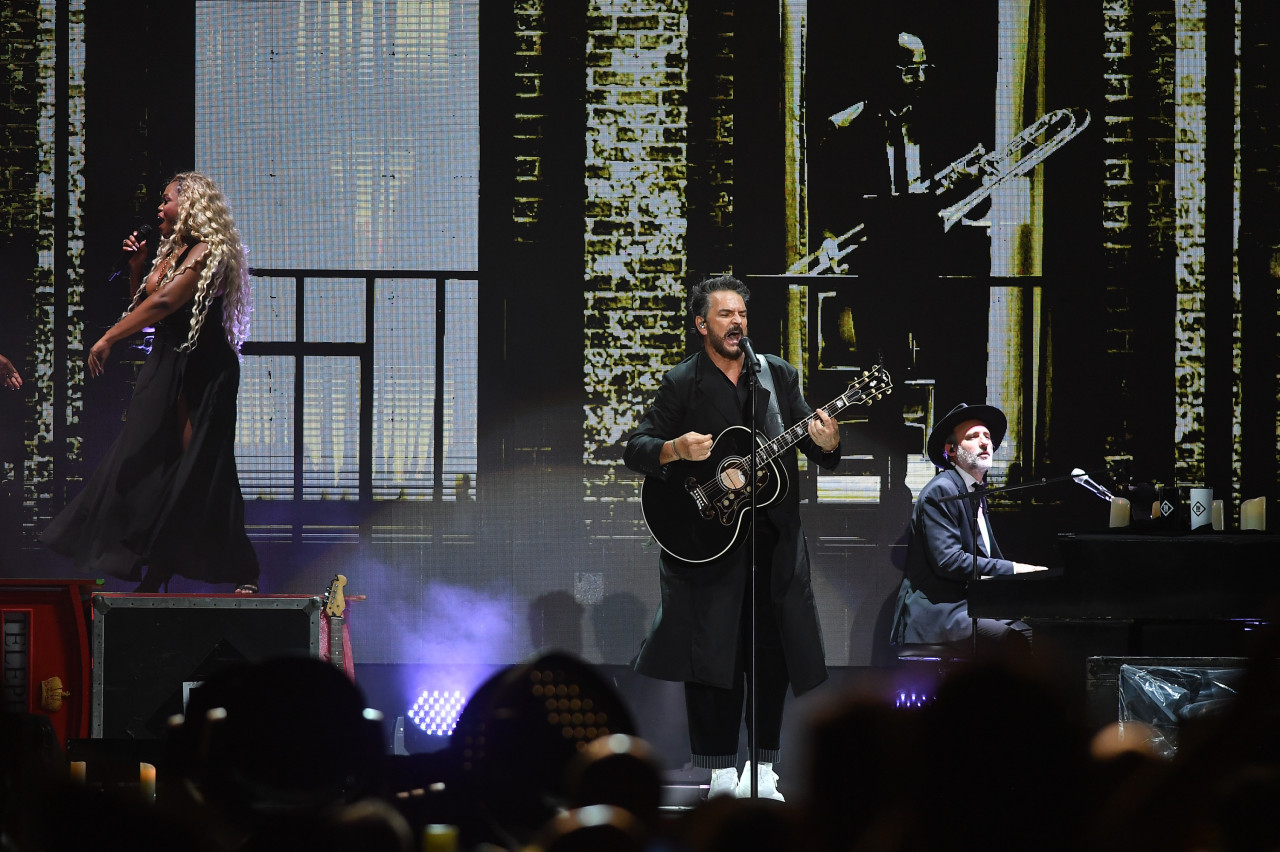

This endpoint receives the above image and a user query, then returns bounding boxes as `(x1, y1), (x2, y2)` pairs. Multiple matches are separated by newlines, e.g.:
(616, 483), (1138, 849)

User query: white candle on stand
(1241, 497), (1266, 531)
(139, 762), (156, 803)
(423, 824), (459, 852)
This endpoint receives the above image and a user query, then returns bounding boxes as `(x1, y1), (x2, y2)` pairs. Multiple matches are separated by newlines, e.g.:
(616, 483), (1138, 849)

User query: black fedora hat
(927, 403), (1007, 469)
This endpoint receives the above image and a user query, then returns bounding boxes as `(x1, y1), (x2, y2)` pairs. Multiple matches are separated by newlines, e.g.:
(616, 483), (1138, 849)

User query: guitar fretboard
(748, 367), (891, 470)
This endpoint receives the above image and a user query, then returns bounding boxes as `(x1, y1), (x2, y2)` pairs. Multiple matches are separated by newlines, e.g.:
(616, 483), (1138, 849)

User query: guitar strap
(754, 355), (785, 439)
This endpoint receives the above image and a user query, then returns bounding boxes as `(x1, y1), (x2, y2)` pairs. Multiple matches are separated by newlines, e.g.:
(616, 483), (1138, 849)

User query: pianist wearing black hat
(890, 402), (1047, 653)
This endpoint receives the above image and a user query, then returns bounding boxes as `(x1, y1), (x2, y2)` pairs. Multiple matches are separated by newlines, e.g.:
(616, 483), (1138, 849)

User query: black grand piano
(970, 532), (1280, 627)
(969, 532), (1280, 728)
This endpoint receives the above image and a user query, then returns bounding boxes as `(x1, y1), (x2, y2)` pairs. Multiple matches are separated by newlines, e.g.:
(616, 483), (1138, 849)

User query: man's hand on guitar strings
(672, 431), (713, 463)
(808, 410), (840, 452)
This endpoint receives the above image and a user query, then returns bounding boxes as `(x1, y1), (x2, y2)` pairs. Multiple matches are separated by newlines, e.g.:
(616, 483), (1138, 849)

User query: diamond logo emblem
(1161, 500), (1175, 517)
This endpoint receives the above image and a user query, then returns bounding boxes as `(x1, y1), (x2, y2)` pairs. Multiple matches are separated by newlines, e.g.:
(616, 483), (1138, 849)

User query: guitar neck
(751, 391), (861, 468)
(329, 614), (345, 670)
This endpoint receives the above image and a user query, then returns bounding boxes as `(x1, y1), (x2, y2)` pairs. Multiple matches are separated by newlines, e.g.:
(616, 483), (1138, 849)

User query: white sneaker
(735, 761), (785, 801)
(707, 766), (739, 798)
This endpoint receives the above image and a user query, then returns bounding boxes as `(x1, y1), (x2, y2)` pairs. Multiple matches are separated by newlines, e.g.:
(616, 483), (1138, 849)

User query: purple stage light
(409, 689), (469, 736)
(895, 690), (932, 709)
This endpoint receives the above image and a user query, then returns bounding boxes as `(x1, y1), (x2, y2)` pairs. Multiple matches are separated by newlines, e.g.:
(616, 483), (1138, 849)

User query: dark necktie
(972, 483), (990, 556)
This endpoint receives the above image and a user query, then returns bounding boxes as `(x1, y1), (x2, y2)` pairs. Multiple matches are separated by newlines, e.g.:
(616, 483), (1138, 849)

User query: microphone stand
(743, 350), (760, 799)
(939, 471), (1079, 656)
(967, 482), (984, 658)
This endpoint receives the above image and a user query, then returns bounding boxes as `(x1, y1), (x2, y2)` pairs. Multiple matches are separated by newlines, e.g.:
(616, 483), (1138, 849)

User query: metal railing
(240, 267), (478, 521)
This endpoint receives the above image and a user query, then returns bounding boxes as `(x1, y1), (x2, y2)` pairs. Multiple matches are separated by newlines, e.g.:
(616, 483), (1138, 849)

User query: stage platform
(10, 580), (1269, 811)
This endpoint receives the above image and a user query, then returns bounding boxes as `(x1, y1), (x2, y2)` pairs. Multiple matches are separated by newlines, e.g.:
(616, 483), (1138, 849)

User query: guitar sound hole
(719, 466), (747, 491)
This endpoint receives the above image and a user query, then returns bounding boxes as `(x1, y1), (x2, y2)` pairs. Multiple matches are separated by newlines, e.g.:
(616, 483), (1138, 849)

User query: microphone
(738, 336), (760, 374)
(1071, 468), (1114, 502)
(109, 224), (157, 279)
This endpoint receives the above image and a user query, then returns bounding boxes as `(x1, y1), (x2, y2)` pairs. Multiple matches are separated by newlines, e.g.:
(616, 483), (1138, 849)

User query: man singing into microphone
(623, 275), (841, 800)
(891, 402), (1047, 655)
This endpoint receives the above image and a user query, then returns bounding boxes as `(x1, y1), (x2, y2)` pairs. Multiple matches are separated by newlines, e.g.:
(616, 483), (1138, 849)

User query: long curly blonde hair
(125, 171), (252, 354)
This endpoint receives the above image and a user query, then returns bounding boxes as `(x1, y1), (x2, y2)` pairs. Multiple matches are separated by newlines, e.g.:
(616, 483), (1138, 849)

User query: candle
(139, 762), (156, 803)
(1211, 499), (1224, 531)
(69, 761), (86, 785)
(1109, 496), (1131, 528)
(422, 824), (459, 852)
(1241, 497), (1266, 531)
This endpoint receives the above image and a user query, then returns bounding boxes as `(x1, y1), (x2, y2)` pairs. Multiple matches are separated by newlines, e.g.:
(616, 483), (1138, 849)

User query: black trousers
(973, 617), (1033, 650)
(685, 521), (790, 769)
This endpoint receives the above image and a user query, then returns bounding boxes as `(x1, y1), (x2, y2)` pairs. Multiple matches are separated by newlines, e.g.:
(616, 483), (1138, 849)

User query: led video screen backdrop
(3, 0), (1276, 677)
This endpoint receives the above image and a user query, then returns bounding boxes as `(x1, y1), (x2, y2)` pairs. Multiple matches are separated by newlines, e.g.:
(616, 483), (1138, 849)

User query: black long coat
(623, 350), (838, 693)
(889, 467), (1016, 644)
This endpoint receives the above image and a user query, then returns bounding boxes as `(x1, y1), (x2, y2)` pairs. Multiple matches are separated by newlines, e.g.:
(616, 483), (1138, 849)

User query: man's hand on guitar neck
(807, 409), (841, 453)
(664, 431), (713, 465)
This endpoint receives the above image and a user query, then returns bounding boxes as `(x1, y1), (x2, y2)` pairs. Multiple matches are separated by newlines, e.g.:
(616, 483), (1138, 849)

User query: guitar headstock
(846, 365), (893, 405)
(323, 574), (347, 618)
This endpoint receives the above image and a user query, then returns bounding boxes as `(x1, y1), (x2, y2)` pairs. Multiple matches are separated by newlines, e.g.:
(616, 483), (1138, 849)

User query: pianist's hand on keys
(978, 562), (1049, 579)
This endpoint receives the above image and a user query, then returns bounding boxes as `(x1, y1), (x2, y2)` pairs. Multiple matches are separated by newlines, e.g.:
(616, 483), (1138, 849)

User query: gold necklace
(151, 252), (174, 291)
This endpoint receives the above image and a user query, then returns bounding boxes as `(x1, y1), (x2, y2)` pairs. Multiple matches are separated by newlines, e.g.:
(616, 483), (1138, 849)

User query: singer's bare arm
(88, 244), (208, 377)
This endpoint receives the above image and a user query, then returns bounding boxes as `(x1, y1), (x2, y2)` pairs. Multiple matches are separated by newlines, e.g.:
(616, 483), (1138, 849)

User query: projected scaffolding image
(4, 0), (1270, 680)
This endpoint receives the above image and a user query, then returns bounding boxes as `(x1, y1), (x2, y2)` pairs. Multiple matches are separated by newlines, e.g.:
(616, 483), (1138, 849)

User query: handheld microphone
(1071, 468), (1114, 502)
(109, 224), (157, 279)
(738, 336), (760, 374)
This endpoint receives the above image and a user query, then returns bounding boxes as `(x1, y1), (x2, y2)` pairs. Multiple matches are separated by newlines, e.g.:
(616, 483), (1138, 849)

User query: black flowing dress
(41, 293), (259, 587)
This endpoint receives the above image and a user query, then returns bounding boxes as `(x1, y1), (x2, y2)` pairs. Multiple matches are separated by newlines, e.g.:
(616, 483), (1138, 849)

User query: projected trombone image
(792, 106), (1090, 275)
(793, 22), (1085, 278)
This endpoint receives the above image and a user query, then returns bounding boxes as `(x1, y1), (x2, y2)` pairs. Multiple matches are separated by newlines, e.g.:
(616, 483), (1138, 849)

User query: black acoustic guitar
(640, 365), (892, 563)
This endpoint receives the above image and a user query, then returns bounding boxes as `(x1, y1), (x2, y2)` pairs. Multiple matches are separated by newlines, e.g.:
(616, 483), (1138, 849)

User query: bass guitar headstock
(323, 574), (347, 618)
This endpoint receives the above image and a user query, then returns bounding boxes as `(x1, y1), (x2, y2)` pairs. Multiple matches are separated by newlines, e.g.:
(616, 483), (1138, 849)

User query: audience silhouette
(3, 638), (1280, 851)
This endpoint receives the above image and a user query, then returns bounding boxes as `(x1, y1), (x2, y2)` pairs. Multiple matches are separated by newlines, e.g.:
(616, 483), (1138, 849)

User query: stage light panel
(895, 690), (933, 709)
(408, 689), (468, 736)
